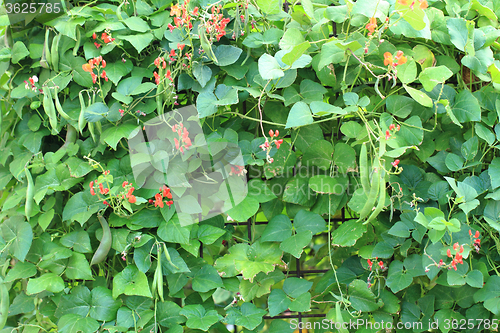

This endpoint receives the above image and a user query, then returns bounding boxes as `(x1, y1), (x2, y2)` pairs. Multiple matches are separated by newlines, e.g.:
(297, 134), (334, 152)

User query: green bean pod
(78, 92), (87, 134)
(162, 243), (179, 270)
(44, 29), (52, 68)
(42, 86), (58, 134)
(364, 169), (387, 225)
(88, 121), (96, 143)
(0, 278), (8, 329)
(54, 87), (71, 121)
(73, 27), (81, 56)
(156, 246), (164, 302)
(91, 215), (112, 266)
(356, 161), (380, 222)
(359, 143), (370, 194)
(25, 168), (34, 221)
(51, 33), (61, 72)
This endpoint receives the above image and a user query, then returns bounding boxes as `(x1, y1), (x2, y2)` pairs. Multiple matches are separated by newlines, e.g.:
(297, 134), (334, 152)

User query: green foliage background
(1, 0), (500, 332)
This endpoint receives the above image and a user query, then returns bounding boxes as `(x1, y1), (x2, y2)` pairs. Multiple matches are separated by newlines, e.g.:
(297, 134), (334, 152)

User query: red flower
(367, 259), (373, 271)
(170, 49), (176, 57)
(122, 181), (128, 188)
(128, 195), (137, 204)
(103, 200), (109, 206)
(193, 7), (199, 16)
(166, 69), (173, 82)
(174, 137), (179, 150)
(383, 52), (393, 66)
(91, 73), (97, 84)
(389, 124), (395, 130)
(453, 242), (459, 251)
(168, 23), (175, 32)
(102, 32), (114, 43)
(385, 130), (391, 140)
(94, 42), (101, 49)
(165, 200), (174, 207)
(378, 261), (384, 269)
(396, 124), (400, 131)
(177, 43), (185, 51)
(90, 181), (96, 196)
(127, 187), (135, 198)
(365, 17), (377, 34)
(92, 32), (97, 39)
(102, 60), (106, 68)
(269, 129), (274, 137)
(397, 0), (408, 4)
(154, 71), (160, 85)
(275, 139), (283, 149)
(82, 62), (94, 72)
(447, 249), (452, 258)
(391, 159), (400, 168)
(395, 51), (407, 65)
(474, 231), (480, 238)
(419, 0), (428, 9)
(154, 193), (164, 208)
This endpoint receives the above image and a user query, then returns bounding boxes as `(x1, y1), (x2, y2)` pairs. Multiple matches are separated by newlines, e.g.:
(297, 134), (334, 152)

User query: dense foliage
(1, 0), (500, 332)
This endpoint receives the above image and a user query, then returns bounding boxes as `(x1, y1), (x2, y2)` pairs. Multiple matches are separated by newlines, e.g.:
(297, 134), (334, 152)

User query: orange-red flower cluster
(154, 185), (174, 208)
(469, 229), (481, 253)
(89, 180), (109, 196)
(92, 31), (115, 49)
(172, 123), (192, 153)
(397, 0), (428, 9)
(446, 242), (464, 271)
(206, 5), (231, 41)
(383, 51), (407, 67)
(365, 17), (377, 35)
(168, 0), (196, 32)
(82, 56), (108, 84)
(229, 165), (246, 176)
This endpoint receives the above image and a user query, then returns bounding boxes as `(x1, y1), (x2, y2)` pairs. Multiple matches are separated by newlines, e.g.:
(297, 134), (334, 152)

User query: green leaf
(105, 61), (133, 85)
(213, 45), (242, 66)
(116, 77), (142, 96)
(310, 101), (346, 116)
(398, 60), (417, 84)
(234, 302), (267, 330)
(123, 17), (150, 32)
(261, 215), (293, 242)
(466, 270), (483, 288)
(180, 304), (222, 331)
(283, 277), (313, 298)
(89, 286), (121, 321)
(112, 265), (152, 298)
(27, 273), (65, 295)
(447, 18), (468, 52)
(475, 123), (496, 145)
(309, 175), (348, 195)
(348, 279), (383, 312)
(280, 231), (312, 258)
(102, 123), (137, 150)
(58, 314), (99, 333)
(5, 262), (37, 282)
(302, 140), (333, 170)
(231, 242), (285, 282)
(192, 265), (224, 293)
(0, 218), (33, 262)
(490, 158), (500, 190)
(268, 289), (291, 317)
(225, 196), (260, 222)
(452, 90), (481, 122)
(386, 261), (413, 293)
(445, 153), (464, 171)
(334, 142), (356, 173)
(279, 28), (305, 51)
(197, 225), (225, 245)
(85, 102), (108, 122)
(12, 41), (30, 63)
(294, 209), (326, 234)
(332, 218), (366, 246)
(288, 292), (311, 312)
(258, 54), (284, 80)
(386, 95), (414, 118)
(192, 62), (212, 88)
(285, 102), (313, 128)
(461, 136), (479, 161)
(66, 252), (93, 280)
(121, 33), (154, 53)
(418, 66), (453, 92)
(282, 42), (311, 66)
(158, 214), (192, 244)
(404, 85), (433, 107)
